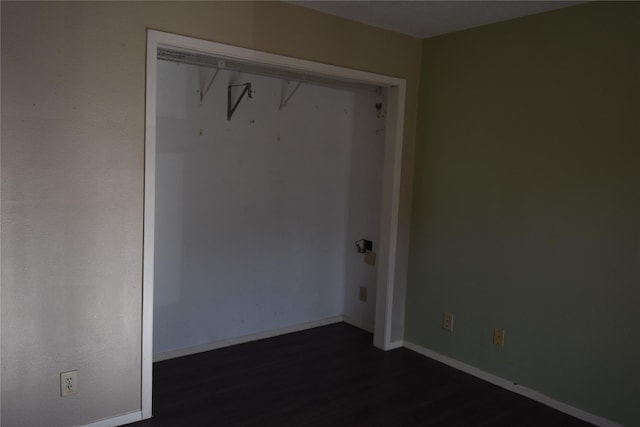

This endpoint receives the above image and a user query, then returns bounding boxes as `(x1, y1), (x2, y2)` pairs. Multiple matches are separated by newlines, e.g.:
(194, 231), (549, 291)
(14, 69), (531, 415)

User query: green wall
(407, 2), (640, 425)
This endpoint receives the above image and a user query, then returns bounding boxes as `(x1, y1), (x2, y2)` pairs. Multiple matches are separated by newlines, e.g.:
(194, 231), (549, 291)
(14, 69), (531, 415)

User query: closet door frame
(143, 29), (407, 419)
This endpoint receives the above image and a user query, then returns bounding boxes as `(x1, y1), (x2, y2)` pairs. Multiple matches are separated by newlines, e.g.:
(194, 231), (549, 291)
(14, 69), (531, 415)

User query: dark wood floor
(129, 323), (593, 427)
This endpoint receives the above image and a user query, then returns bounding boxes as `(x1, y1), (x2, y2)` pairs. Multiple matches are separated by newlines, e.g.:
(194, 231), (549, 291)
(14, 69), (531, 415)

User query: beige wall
(0, 2), (420, 425)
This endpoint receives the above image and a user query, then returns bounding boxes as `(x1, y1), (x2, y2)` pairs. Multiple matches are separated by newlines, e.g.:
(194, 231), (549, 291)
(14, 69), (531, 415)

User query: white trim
(373, 82), (406, 351)
(80, 411), (142, 427)
(144, 29), (407, 418)
(152, 32), (405, 88)
(0, 3), (3, 424)
(141, 30), (159, 421)
(154, 317), (344, 362)
(403, 341), (621, 427)
(385, 340), (405, 351)
(343, 315), (374, 333)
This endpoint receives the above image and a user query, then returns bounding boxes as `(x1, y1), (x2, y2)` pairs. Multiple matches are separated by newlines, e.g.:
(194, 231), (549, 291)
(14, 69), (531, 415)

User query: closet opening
(143, 30), (406, 419)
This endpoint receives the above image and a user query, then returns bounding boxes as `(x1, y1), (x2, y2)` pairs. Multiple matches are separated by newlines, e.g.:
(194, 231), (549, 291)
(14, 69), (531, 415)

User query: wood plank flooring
(128, 323), (594, 426)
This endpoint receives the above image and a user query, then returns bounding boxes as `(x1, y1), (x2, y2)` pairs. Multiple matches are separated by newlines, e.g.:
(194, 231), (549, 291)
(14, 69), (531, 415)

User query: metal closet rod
(157, 47), (381, 93)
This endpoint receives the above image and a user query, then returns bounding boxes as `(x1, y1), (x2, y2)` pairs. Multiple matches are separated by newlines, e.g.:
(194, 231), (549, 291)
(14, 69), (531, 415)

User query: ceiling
(290, 1), (583, 39)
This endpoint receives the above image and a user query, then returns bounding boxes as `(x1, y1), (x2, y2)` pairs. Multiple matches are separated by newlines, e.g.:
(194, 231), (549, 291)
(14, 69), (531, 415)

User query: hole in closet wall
(153, 57), (387, 357)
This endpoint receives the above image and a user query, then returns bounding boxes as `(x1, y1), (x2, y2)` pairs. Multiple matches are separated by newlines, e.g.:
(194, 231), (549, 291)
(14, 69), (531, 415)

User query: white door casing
(143, 29), (407, 419)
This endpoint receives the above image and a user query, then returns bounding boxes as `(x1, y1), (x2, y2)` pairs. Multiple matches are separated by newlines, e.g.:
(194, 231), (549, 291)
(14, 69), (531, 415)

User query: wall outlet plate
(364, 250), (376, 266)
(359, 286), (367, 302)
(60, 370), (78, 397)
(442, 312), (454, 331)
(493, 328), (505, 347)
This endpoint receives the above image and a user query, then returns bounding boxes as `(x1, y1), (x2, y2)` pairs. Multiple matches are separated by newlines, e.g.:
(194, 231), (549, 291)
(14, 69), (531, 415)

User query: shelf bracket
(200, 68), (220, 102)
(227, 83), (253, 120)
(279, 81), (302, 110)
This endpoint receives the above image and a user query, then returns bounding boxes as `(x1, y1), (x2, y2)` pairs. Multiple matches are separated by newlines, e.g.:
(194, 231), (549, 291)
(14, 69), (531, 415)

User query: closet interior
(153, 49), (387, 358)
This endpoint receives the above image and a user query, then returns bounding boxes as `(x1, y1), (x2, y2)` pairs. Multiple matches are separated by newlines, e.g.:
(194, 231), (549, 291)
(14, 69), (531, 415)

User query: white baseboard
(154, 316), (344, 362)
(343, 315), (374, 333)
(403, 341), (620, 427)
(80, 411), (142, 427)
(385, 339), (404, 350)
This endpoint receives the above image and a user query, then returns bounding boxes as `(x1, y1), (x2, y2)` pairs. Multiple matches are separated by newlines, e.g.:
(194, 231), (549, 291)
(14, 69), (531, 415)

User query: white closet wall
(343, 94), (386, 329)
(154, 60), (385, 355)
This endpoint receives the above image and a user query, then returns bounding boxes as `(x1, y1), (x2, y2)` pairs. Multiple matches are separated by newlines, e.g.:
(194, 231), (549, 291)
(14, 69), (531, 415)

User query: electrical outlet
(359, 286), (367, 302)
(60, 370), (78, 397)
(442, 312), (454, 331)
(493, 328), (505, 347)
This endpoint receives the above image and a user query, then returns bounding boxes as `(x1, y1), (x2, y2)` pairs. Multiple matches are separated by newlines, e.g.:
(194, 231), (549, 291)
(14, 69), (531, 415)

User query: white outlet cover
(60, 370), (78, 396)
(442, 312), (454, 331)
